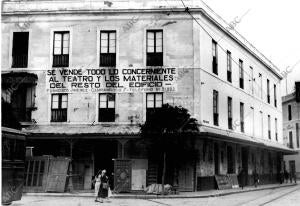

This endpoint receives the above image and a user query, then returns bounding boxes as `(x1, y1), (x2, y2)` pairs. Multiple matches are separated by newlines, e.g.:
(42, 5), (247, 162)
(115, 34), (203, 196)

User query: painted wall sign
(46, 67), (177, 93)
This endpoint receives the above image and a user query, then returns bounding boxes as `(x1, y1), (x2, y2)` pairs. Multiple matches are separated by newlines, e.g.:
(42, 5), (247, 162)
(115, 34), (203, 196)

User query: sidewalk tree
(140, 103), (199, 194)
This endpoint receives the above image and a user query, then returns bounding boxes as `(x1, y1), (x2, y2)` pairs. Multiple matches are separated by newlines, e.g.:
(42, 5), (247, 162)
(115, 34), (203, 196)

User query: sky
(200, 0), (300, 96)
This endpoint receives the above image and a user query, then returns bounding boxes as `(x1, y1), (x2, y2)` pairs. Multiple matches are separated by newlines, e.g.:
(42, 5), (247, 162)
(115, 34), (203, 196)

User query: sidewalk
(23, 183), (297, 199)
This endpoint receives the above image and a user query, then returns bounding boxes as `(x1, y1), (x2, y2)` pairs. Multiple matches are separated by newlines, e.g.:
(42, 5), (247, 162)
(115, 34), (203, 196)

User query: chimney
(296, 81), (300, 102)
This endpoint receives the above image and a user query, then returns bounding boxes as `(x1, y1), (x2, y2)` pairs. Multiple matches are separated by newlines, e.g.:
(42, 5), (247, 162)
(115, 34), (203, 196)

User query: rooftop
(1, 0), (282, 78)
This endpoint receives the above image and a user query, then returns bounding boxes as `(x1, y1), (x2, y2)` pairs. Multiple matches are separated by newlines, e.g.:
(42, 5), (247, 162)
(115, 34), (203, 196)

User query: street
(11, 185), (300, 206)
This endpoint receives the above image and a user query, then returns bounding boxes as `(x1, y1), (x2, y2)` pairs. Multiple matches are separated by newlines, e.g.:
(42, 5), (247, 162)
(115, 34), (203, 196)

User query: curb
(23, 183), (297, 199)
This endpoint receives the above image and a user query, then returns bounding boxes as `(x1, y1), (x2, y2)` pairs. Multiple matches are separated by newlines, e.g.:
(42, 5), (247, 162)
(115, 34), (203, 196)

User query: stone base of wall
(196, 176), (215, 191)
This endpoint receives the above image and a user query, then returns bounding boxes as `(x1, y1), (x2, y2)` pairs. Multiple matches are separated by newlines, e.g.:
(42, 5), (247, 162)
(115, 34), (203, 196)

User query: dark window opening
(51, 94), (67, 122)
(296, 123), (299, 148)
(239, 59), (244, 89)
(274, 84), (277, 107)
(289, 131), (293, 149)
(98, 93), (115, 122)
(12, 32), (29, 68)
(10, 85), (36, 122)
(228, 97), (232, 129)
(213, 90), (219, 126)
(146, 93), (163, 121)
(240, 102), (244, 133)
(227, 51), (232, 82)
(53, 31), (69, 67)
(146, 30), (163, 66)
(100, 31), (116, 67)
(288, 105), (292, 121)
(267, 79), (270, 103)
(212, 40), (218, 75)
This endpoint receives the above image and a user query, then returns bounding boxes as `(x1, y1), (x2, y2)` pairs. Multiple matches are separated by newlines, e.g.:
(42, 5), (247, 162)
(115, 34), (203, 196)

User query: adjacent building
(1, 0), (295, 192)
(282, 82), (300, 179)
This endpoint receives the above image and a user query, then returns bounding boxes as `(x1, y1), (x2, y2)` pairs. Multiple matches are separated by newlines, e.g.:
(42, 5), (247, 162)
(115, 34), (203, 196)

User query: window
(227, 51), (232, 82)
(146, 93), (163, 120)
(258, 73), (262, 99)
(296, 123), (299, 148)
(268, 115), (271, 139)
(288, 105), (292, 121)
(240, 102), (244, 132)
(250, 107), (254, 136)
(100, 31), (116, 67)
(228, 97), (232, 129)
(260, 111), (263, 138)
(239, 59), (244, 89)
(98, 93), (115, 122)
(12, 32), (29, 68)
(274, 84), (277, 107)
(212, 40), (218, 74)
(250, 66), (254, 95)
(51, 94), (68, 122)
(267, 79), (270, 103)
(213, 90), (219, 126)
(53, 31), (69, 67)
(146, 30), (163, 66)
(275, 118), (278, 141)
(289, 131), (293, 149)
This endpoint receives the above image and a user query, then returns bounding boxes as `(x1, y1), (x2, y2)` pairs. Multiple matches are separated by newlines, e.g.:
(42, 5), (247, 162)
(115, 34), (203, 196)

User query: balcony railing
(213, 113), (219, 126)
(12, 108), (34, 122)
(98, 108), (115, 122)
(227, 70), (232, 82)
(228, 118), (232, 130)
(12, 54), (28, 68)
(53, 54), (69, 67)
(51, 109), (67, 122)
(147, 53), (163, 66)
(100, 53), (116, 67)
(239, 78), (244, 89)
(212, 57), (218, 74)
(240, 121), (244, 133)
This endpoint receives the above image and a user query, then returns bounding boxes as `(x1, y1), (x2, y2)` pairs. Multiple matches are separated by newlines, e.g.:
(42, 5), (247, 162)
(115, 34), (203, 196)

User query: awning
(2, 72), (38, 86)
(199, 125), (297, 155)
(2, 127), (26, 140)
(23, 124), (140, 139)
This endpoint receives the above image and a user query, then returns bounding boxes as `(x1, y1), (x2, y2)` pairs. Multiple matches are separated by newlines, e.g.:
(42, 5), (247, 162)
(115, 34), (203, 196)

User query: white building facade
(1, 0), (294, 192)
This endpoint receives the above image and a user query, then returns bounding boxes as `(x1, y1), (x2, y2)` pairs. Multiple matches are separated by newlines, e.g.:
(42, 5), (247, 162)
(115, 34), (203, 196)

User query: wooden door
(45, 157), (70, 192)
(24, 156), (50, 192)
(114, 159), (131, 193)
(178, 162), (194, 191)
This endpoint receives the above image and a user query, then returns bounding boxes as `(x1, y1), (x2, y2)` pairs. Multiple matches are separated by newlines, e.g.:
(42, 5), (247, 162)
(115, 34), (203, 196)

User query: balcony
(212, 57), (218, 74)
(53, 54), (69, 67)
(98, 108), (115, 122)
(227, 70), (232, 82)
(147, 53), (163, 66)
(240, 121), (244, 133)
(228, 118), (232, 130)
(239, 78), (244, 89)
(51, 109), (67, 122)
(213, 113), (219, 126)
(100, 53), (116, 67)
(12, 54), (28, 68)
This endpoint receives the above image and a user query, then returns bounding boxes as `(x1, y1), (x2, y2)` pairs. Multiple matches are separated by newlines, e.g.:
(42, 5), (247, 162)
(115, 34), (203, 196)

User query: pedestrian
(94, 170), (101, 202)
(253, 170), (259, 188)
(98, 169), (110, 203)
(284, 169), (289, 183)
(238, 167), (246, 189)
(279, 170), (284, 184)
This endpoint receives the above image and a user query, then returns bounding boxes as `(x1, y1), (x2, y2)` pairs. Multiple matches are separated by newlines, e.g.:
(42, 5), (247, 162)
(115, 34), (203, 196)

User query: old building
(282, 82), (300, 179)
(1, 0), (295, 192)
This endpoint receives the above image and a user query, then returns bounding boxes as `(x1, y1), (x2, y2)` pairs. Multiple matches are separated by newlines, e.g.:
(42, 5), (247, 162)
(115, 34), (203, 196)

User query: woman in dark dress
(98, 169), (109, 203)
